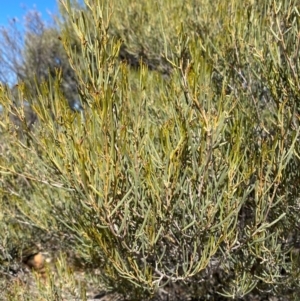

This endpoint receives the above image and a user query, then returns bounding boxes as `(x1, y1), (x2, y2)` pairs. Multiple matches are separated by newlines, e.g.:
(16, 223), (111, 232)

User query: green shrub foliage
(1, 0), (300, 299)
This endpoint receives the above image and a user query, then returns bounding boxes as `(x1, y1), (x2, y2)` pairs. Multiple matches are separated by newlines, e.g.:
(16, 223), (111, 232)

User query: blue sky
(0, 0), (58, 27)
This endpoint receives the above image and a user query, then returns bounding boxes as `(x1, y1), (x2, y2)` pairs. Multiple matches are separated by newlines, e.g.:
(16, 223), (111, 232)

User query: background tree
(0, 9), (81, 110)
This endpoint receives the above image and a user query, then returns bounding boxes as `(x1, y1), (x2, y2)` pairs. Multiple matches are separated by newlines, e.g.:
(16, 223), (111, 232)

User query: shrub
(1, 0), (300, 300)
